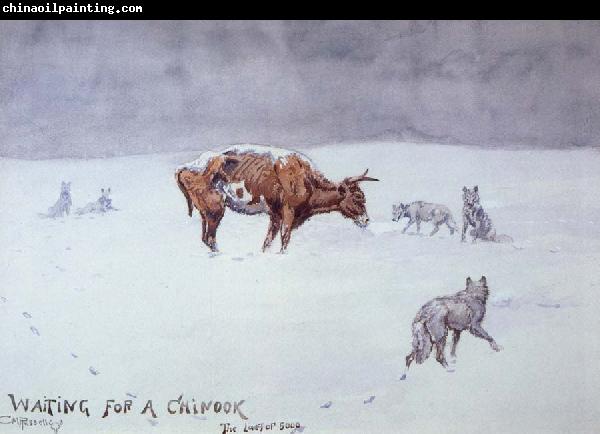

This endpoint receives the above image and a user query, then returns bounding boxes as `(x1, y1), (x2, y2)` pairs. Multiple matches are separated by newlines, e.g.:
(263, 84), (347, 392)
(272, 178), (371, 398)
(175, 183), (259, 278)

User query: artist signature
(0, 415), (63, 433)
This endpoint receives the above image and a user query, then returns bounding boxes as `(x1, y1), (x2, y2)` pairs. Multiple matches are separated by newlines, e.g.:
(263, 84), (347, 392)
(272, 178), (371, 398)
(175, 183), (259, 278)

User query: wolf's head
(462, 185), (480, 209)
(392, 203), (408, 222)
(465, 276), (489, 301)
(60, 181), (71, 194)
(99, 188), (112, 208)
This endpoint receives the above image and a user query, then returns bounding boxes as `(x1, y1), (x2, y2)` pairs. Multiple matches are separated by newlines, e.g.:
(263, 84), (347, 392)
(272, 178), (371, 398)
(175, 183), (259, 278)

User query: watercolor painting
(1, 21), (599, 433)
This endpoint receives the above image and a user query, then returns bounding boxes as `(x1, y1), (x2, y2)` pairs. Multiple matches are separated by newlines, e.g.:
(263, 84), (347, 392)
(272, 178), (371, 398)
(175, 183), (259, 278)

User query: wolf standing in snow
(44, 181), (72, 218)
(402, 276), (501, 378)
(392, 201), (457, 236)
(461, 185), (513, 243)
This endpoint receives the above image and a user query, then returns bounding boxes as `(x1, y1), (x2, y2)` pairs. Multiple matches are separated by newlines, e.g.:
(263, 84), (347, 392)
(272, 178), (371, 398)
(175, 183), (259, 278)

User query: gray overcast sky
(1, 20), (599, 158)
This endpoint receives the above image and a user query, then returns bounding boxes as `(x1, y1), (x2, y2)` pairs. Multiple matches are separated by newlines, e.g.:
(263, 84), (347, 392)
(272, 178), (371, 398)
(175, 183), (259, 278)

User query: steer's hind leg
(262, 215), (282, 252)
(279, 206), (295, 253)
(199, 212), (208, 244)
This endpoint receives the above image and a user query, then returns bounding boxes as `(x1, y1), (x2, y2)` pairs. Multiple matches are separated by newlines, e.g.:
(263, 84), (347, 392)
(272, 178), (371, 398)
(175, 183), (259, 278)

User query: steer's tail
(175, 169), (194, 217)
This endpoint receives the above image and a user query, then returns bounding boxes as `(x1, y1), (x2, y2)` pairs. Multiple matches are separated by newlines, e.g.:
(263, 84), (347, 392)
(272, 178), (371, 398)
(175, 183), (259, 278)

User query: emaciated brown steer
(175, 144), (378, 252)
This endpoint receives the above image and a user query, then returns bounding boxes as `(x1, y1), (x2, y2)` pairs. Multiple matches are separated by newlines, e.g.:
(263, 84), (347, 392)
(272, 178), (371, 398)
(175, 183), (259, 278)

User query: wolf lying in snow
(461, 185), (513, 243)
(44, 181), (72, 218)
(392, 201), (457, 236)
(76, 188), (114, 215)
(402, 276), (501, 378)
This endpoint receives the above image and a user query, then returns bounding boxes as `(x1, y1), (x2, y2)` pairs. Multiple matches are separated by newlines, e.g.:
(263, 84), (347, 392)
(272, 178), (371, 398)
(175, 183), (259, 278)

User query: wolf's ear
(466, 276), (472, 285)
(474, 185), (478, 192)
(108, 187), (111, 193)
(462, 186), (467, 192)
(101, 188), (104, 193)
(480, 276), (487, 284)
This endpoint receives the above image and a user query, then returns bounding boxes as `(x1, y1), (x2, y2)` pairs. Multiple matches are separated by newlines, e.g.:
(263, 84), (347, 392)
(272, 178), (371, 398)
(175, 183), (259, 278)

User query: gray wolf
(45, 181), (72, 218)
(392, 201), (457, 236)
(461, 185), (513, 243)
(175, 144), (379, 252)
(76, 188), (113, 215)
(402, 276), (501, 378)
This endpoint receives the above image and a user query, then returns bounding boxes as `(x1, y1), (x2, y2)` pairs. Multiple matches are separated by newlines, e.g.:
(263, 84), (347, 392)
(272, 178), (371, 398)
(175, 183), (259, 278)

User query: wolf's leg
(426, 321), (449, 368)
(416, 218), (421, 234)
(471, 224), (479, 243)
(430, 223), (440, 236)
(401, 352), (416, 380)
(450, 330), (461, 358)
(434, 337), (449, 368)
(402, 219), (414, 234)
(445, 217), (455, 235)
(405, 352), (415, 369)
(461, 213), (468, 242)
(470, 324), (501, 351)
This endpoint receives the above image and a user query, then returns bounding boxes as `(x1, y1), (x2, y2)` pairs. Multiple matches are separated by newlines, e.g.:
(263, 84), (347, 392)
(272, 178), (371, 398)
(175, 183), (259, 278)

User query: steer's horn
(347, 169), (379, 183)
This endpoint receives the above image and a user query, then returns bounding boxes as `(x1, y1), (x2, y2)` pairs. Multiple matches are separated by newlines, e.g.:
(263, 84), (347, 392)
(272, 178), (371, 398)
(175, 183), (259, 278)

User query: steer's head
(338, 169), (379, 228)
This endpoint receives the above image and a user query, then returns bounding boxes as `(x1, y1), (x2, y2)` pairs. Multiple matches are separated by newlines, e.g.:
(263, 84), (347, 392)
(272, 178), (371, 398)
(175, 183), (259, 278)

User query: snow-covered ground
(1, 142), (599, 434)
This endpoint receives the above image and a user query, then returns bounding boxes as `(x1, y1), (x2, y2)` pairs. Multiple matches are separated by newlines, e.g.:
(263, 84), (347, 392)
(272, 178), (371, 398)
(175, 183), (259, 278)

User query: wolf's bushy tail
(494, 233), (514, 243)
(412, 321), (433, 364)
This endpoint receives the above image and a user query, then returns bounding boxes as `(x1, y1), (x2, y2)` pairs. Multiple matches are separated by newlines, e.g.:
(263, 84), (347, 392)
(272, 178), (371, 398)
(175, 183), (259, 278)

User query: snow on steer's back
(177, 144), (316, 174)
